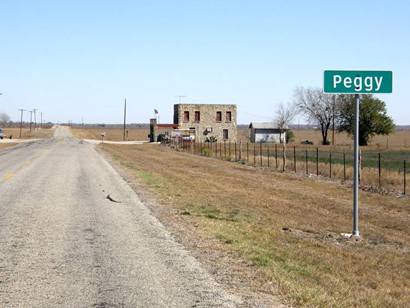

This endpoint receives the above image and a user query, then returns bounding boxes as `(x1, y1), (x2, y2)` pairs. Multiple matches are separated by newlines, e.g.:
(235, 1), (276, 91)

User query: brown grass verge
(71, 127), (149, 141)
(0, 143), (17, 150)
(3, 128), (54, 139)
(102, 143), (410, 307)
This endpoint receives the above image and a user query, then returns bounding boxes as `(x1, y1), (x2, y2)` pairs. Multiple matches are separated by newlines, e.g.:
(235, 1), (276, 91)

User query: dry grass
(3, 127), (54, 139)
(0, 143), (16, 150)
(71, 127), (149, 141)
(103, 143), (410, 307)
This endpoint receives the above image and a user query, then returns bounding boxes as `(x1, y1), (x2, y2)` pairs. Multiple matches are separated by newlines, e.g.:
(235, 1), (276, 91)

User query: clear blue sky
(1, 0), (409, 124)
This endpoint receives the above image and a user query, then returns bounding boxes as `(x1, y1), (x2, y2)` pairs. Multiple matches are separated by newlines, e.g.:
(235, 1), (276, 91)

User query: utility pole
(33, 109), (37, 130)
(176, 95), (187, 104)
(29, 110), (33, 132)
(18, 109), (25, 138)
(123, 98), (127, 141)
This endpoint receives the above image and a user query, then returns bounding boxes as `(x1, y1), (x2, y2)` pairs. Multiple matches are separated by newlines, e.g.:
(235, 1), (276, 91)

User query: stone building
(173, 104), (237, 142)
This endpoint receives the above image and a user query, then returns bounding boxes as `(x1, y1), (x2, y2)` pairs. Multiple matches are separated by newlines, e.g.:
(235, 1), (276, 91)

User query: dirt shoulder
(100, 143), (410, 307)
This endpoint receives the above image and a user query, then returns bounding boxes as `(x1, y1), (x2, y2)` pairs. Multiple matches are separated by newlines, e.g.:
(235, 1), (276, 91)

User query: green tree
(337, 94), (394, 146)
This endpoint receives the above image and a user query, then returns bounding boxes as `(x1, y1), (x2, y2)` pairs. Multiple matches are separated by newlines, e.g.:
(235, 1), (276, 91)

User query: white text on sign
(333, 75), (383, 92)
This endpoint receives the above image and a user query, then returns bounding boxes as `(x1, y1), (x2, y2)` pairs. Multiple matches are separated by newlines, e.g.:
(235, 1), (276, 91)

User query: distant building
(173, 104), (237, 142)
(249, 122), (286, 143)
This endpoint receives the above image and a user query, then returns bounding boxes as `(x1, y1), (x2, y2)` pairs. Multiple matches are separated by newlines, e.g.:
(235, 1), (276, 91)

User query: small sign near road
(323, 69), (393, 238)
(324, 70), (392, 94)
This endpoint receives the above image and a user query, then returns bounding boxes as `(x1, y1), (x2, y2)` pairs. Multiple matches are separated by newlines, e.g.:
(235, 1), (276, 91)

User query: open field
(239, 127), (410, 149)
(71, 127), (149, 141)
(103, 143), (410, 307)
(2, 127), (54, 139)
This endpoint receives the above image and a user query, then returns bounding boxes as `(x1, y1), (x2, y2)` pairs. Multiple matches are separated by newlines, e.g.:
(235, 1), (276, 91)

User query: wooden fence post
(293, 146), (296, 173)
(316, 147), (319, 176)
(260, 143), (263, 167)
(224, 141), (226, 159)
(239, 141), (242, 161)
(235, 142), (237, 161)
(267, 144), (270, 168)
(247, 142), (249, 162)
(275, 144), (278, 169)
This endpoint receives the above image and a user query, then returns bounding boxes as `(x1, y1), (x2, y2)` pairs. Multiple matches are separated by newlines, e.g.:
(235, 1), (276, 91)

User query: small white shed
(249, 122), (287, 143)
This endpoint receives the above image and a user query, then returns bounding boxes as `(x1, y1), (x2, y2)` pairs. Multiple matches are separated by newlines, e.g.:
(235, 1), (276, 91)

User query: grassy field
(71, 127), (149, 141)
(3, 127), (54, 139)
(102, 143), (410, 307)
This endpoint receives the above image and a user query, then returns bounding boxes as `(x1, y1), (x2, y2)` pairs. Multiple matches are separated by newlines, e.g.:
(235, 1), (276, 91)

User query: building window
(194, 111), (200, 122)
(223, 129), (229, 140)
(216, 111), (222, 122)
(226, 111), (232, 122)
(183, 111), (189, 122)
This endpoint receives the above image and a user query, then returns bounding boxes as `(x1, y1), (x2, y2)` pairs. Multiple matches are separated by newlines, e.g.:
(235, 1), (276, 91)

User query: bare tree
(294, 87), (336, 145)
(274, 102), (296, 171)
(0, 113), (10, 125)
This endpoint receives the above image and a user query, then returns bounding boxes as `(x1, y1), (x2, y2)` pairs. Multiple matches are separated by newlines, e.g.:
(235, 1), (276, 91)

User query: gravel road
(0, 126), (240, 307)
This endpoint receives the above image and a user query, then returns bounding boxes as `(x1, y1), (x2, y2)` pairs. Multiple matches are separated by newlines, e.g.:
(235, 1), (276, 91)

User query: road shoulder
(98, 146), (286, 308)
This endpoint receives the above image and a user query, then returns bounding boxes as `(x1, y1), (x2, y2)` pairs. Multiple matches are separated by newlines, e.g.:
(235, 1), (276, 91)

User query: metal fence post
(229, 142), (231, 160)
(220, 142), (222, 158)
(253, 143), (256, 166)
(329, 151), (332, 178)
(305, 149), (308, 174)
(343, 151), (346, 181)
(267, 144), (270, 168)
(378, 152), (381, 189)
(247, 142), (249, 162)
(282, 144), (285, 172)
(224, 141), (226, 159)
(404, 160), (407, 195)
(293, 146), (296, 173)
(235, 142), (237, 161)
(275, 144), (278, 169)
(239, 141), (242, 161)
(260, 143), (263, 167)
(316, 147), (319, 176)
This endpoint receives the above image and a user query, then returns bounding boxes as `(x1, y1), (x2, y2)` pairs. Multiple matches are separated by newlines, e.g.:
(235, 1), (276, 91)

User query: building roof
(249, 122), (288, 130)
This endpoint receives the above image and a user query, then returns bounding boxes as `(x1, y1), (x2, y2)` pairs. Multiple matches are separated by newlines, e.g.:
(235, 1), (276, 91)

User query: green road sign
(324, 70), (392, 93)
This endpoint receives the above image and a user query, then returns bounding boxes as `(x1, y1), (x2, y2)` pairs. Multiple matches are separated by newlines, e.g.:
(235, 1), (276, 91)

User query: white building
(249, 122), (287, 143)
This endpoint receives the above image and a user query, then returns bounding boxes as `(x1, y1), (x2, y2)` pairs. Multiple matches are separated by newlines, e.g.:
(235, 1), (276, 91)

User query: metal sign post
(353, 94), (360, 236)
(324, 70), (393, 238)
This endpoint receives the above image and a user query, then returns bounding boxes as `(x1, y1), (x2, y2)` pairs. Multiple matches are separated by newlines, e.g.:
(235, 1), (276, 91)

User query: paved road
(0, 126), (239, 307)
